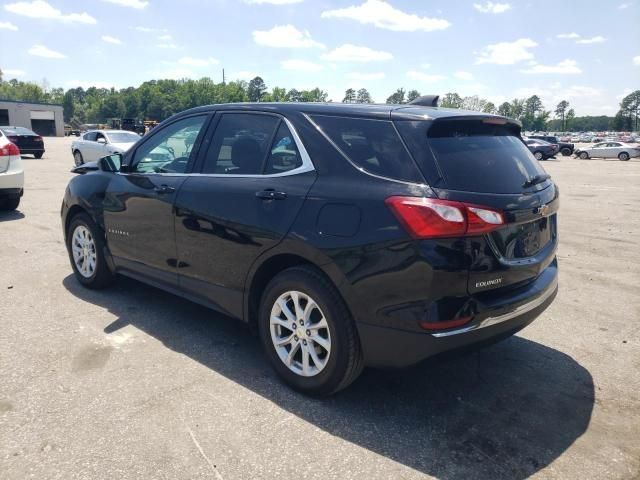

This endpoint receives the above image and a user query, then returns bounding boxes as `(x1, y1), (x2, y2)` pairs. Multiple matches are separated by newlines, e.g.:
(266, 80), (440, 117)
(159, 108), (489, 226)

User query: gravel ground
(1, 137), (639, 480)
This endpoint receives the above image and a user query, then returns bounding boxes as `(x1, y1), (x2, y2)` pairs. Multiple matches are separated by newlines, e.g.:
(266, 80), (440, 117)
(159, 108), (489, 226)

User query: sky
(0, 0), (639, 115)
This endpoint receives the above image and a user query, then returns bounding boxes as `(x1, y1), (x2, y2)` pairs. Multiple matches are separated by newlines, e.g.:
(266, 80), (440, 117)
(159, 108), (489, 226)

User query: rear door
(174, 112), (316, 316)
(395, 116), (559, 294)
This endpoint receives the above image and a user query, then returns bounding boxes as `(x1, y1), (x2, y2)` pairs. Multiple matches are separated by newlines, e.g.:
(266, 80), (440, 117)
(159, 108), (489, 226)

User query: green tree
(483, 102), (497, 114)
(342, 88), (356, 103)
(555, 100), (570, 131)
(62, 90), (75, 122)
(247, 76), (267, 102)
(565, 108), (575, 130)
(497, 102), (512, 117)
(406, 89), (421, 103)
(386, 88), (406, 104)
(287, 89), (302, 102)
(440, 92), (463, 109)
(618, 90), (640, 131)
(356, 88), (372, 103)
(270, 86), (287, 102)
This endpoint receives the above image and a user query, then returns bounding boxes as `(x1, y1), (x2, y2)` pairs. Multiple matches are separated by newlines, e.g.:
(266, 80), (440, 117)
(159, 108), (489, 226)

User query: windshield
(107, 132), (140, 143)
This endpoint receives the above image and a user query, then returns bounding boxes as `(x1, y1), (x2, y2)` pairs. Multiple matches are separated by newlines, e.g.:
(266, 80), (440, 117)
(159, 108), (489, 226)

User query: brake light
(0, 142), (20, 157)
(34, 136), (43, 142)
(385, 196), (505, 238)
(8, 136), (19, 143)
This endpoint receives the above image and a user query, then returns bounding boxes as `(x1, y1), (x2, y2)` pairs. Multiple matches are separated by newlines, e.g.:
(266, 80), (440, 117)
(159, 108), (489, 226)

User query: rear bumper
(0, 170), (24, 192)
(19, 148), (45, 155)
(357, 260), (558, 368)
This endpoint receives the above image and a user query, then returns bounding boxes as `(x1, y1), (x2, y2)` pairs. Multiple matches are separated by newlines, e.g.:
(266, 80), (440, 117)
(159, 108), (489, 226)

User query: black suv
(528, 135), (574, 156)
(61, 102), (559, 395)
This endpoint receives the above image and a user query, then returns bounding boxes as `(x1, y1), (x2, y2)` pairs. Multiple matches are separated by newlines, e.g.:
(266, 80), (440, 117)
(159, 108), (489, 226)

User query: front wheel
(66, 213), (115, 289)
(73, 150), (84, 166)
(258, 266), (363, 396)
(34, 152), (43, 159)
(560, 147), (572, 156)
(579, 152), (589, 159)
(618, 152), (630, 161)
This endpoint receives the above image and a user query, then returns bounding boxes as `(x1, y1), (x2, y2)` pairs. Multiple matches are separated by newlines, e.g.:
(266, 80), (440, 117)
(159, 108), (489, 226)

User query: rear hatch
(395, 115), (558, 294)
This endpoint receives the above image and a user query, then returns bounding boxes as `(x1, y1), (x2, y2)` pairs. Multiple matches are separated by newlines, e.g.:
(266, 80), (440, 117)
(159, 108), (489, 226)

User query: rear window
(310, 115), (422, 183)
(422, 120), (546, 194)
(1, 127), (35, 135)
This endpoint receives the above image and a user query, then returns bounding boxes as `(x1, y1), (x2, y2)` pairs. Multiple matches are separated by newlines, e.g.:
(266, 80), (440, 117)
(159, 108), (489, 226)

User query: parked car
(524, 138), (557, 160)
(0, 126), (45, 159)
(71, 129), (141, 166)
(64, 125), (81, 137)
(528, 135), (574, 156)
(575, 142), (640, 161)
(0, 128), (24, 211)
(61, 102), (559, 395)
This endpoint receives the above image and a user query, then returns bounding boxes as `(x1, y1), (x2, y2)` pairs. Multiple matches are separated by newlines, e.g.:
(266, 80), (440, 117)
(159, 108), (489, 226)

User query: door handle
(154, 184), (176, 194)
(256, 189), (287, 200)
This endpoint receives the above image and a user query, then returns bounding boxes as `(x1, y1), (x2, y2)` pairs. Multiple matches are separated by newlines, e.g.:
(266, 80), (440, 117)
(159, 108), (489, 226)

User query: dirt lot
(1, 136), (639, 480)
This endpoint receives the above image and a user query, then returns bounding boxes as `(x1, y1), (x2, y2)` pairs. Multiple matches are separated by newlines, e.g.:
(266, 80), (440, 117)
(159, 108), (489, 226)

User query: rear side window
(265, 122), (303, 174)
(310, 115), (422, 183)
(424, 120), (546, 194)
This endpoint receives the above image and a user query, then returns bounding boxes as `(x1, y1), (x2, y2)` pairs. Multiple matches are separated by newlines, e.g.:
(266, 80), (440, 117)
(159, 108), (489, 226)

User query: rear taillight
(385, 196), (505, 239)
(8, 136), (19, 143)
(0, 142), (20, 157)
(34, 136), (43, 142)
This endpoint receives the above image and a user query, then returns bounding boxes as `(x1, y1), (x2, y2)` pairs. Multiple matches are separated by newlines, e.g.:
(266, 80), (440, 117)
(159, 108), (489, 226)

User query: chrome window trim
(431, 276), (558, 338)
(119, 115), (315, 178)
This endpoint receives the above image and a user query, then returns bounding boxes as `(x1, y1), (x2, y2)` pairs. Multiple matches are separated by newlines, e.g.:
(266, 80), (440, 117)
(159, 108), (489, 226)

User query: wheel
(66, 213), (115, 289)
(561, 147), (572, 156)
(579, 152), (589, 160)
(533, 151), (544, 161)
(618, 152), (630, 161)
(34, 152), (43, 159)
(258, 266), (364, 396)
(0, 197), (20, 211)
(73, 150), (84, 166)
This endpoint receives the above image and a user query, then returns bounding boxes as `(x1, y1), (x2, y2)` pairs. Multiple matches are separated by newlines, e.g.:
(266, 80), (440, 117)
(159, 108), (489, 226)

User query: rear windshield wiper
(522, 173), (551, 188)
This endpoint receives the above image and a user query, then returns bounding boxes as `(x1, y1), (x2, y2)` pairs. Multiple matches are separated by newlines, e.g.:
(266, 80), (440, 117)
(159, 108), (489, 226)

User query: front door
(104, 114), (210, 286)
(174, 112), (316, 317)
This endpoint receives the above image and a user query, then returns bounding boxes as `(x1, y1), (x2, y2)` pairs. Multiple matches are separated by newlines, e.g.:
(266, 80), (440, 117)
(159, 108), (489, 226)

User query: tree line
(0, 69), (637, 132)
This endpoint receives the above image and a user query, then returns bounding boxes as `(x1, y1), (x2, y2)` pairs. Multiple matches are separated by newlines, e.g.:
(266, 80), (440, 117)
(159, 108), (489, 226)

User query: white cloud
(521, 59), (581, 74)
(233, 71), (258, 81)
(4, 1), (96, 24)
(476, 38), (537, 65)
(3, 69), (25, 77)
(157, 34), (172, 41)
(473, 2), (511, 14)
(157, 43), (177, 49)
(407, 70), (446, 82)
(321, 0), (450, 32)
(178, 56), (219, 67)
(0, 20), (18, 30)
(618, 2), (632, 8)
(561, 85), (602, 98)
(245, 0), (303, 3)
(253, 24), (324, 48)
(347, 71), (385, 80)
(28, 44), (66, 59)
(153, 67), (197, 79)
(102, 35), (122, 45)
(633, 55), (640, 66)
(454, 71), (474, 80)
(134, 26), (166, 33)
(556, 32), (580, 39)
(66, 79), (119, 89)
(576, 36), (606, 44)
(321, 44), (392, 62)
(101, 0), (148, 8)
(281, 59), (324, 72)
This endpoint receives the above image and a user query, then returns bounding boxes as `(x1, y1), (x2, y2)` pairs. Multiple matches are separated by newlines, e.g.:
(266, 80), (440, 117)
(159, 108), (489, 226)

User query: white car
(576, 142), (640, 161)
(71, 129), (141, 166)
(0, 129), (24, 211)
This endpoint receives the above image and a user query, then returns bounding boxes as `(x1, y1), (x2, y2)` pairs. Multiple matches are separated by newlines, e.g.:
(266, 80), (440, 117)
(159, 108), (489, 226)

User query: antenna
(408, 95), (439, 107)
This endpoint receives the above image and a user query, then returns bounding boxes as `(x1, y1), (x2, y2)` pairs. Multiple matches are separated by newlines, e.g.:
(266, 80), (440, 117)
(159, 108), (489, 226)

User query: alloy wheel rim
(74, 152), (82, 166)
(269, 290), (331, 377)
(71, 225), (97, 278)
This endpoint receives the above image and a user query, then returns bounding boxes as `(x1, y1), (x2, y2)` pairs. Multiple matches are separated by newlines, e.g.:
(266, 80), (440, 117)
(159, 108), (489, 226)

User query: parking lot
(1, 136), (639, 479)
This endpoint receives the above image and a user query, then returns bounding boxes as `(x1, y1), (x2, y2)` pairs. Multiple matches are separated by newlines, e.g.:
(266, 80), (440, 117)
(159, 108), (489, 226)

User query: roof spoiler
(408, 95), (439, 107)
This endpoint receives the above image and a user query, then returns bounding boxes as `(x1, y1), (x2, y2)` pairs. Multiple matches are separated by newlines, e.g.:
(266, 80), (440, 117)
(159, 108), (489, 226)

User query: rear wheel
(618, 152), (630, 161)
(0, 197), (20, 211)
(34, 152), (43, 159)
(258, 266), (363, 396)
(560, 147), (572, 156)
(579, 152), (589, 160)
(73, 150), (84, 166)
(533, 151), (544, 161)
(66, 213), (115, 289)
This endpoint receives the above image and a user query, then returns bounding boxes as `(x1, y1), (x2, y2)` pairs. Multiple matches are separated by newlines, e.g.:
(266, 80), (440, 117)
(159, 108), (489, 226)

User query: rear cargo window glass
(426, 120), (546, 194)
(310, 115), (422, 183)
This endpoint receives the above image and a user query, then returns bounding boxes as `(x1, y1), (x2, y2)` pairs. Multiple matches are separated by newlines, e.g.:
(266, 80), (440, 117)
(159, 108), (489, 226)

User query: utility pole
(222, 68), (225, 85)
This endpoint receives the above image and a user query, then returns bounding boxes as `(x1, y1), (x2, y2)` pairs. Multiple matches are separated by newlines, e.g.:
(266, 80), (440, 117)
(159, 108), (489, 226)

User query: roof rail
(408, 95), (439, 107)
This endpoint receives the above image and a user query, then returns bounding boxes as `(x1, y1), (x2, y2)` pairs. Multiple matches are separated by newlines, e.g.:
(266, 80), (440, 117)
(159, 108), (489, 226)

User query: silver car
(71, 130), (141, 166)
(576, 142), (640, 161)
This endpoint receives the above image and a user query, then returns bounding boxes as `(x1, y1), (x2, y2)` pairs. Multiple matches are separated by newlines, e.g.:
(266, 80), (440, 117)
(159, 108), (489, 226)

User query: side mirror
(99, 153), (123, 172)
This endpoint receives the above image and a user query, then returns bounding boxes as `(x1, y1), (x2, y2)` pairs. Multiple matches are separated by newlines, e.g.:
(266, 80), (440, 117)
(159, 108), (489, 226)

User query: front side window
(202, 113), (280, 174)
(84, 132), (97, 142)
(131, 115), (207, 174)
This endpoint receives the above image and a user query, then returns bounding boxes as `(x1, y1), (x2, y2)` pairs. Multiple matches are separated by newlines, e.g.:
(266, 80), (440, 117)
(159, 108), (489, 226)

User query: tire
(66, 213), (115, 289)
(533, 151), (544, 161)
(258, 266), (364, 396)
(0, 197), (20, 211)
(34, 152), (43, 159)
(73, 150), (84, 166)
(561, 147), (572, 156)
(579, 152), (589, 160)
(618, 152), (630, 161)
